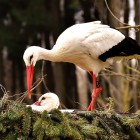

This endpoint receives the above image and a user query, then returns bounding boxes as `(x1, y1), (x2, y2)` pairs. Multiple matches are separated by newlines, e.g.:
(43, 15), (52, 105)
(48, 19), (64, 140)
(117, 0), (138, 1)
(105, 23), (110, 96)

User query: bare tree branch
(104, 0), (140, 31)
(41, 61), (50, 92)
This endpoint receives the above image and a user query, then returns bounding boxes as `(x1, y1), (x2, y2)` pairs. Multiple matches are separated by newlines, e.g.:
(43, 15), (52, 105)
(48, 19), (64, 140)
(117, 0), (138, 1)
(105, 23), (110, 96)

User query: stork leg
(87, 72), (102, 111)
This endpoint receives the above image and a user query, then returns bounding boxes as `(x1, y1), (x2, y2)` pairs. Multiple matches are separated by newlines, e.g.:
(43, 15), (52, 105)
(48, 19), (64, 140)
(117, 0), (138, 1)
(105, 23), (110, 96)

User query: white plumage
(56, 21), (124, 57)
(23, 21), (140, 111)
(27, 93), (60, 112)
(23, 21), (125, 75)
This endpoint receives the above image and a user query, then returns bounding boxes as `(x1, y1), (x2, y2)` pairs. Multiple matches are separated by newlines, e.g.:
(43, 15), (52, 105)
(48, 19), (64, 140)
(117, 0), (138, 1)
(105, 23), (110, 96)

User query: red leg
(87, 72), (96, 111)
(87, 72), (102, 111)
(87, 87), (102, 110)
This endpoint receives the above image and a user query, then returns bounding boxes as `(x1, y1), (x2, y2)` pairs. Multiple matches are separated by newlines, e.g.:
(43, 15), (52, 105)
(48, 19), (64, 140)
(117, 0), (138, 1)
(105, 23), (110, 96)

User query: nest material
(0, 98), (140, 140)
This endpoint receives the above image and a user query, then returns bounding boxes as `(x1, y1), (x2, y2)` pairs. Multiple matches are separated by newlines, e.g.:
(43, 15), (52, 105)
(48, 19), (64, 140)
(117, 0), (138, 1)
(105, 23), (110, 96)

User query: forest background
(0, 0), (140, 112)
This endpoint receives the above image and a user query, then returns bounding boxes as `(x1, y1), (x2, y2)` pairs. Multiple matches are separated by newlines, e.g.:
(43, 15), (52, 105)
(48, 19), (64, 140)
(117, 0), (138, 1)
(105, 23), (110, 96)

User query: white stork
(23, 21), (140, 111)
(27, 92), (60, 112)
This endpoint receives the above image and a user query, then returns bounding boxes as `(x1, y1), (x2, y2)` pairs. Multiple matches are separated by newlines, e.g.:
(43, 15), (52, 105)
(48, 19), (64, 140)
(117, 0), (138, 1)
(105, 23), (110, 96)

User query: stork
(23, 21), (140, 111)
(27, 92), (60, 112)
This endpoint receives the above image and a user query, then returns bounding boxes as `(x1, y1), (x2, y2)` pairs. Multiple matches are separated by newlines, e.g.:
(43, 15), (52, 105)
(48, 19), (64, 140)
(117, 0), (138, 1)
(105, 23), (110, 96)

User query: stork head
(23, 46), (41, 98)
(33, 93), (60, 111)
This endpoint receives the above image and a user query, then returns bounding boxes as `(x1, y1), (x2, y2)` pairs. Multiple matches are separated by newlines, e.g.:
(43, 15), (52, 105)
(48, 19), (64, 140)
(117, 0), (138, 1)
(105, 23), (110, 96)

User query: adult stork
(23, 21), (140, 111)
(27, 92), (60, 112)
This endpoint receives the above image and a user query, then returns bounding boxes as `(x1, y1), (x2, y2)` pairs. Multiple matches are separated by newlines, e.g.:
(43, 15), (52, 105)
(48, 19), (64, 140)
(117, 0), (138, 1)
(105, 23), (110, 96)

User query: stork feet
(87, 83), (102, 111)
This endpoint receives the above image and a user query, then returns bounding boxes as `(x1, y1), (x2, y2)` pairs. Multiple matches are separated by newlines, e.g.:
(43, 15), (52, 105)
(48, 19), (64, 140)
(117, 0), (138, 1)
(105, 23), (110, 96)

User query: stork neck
(39, 47), (61, 62)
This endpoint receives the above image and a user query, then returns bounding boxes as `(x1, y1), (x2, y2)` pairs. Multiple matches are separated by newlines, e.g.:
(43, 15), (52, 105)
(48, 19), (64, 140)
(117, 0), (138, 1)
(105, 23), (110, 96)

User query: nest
(0, 94), (140, 140)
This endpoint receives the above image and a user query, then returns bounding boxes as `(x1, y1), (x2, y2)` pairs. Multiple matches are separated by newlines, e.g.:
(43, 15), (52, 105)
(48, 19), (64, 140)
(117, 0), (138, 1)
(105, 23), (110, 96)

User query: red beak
(26, 65), (34, 99)
(33, 101), (40, 106)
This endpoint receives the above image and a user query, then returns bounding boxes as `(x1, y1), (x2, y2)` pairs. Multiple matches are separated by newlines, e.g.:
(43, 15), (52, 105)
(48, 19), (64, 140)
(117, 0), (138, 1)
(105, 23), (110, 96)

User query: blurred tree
(107, 0), (127, 112)
(135, 0), (140, 44)
(0, 0), (139, 112)
(134, 0), (140, 110)
(0, 0), (79, 108)
(93, 0), (140, 112)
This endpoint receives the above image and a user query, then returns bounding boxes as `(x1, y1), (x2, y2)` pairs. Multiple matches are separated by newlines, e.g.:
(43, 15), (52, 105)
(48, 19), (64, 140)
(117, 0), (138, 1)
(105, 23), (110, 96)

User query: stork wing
(81, 25), (125, 58)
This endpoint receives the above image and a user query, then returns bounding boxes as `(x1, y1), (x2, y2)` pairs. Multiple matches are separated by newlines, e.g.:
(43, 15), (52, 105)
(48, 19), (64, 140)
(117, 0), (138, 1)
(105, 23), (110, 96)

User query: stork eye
(30, 55), (33, 62)
(42, 97), (46, 100)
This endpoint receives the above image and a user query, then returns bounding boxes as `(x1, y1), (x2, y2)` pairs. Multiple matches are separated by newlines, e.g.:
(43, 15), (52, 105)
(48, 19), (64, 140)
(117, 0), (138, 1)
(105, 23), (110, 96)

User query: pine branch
(0, 98), (140, 140)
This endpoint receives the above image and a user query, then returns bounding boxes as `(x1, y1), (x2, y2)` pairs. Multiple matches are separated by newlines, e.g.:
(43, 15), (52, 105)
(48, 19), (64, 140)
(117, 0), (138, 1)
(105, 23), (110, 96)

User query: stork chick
(27, 92), (60, 112)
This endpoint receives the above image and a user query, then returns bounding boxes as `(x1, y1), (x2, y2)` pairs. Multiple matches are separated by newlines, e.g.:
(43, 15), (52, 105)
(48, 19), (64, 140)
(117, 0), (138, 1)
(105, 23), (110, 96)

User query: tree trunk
(0, 47), (5, 98)
(134, 0), (140, 110)
(135, 0), (140, 44)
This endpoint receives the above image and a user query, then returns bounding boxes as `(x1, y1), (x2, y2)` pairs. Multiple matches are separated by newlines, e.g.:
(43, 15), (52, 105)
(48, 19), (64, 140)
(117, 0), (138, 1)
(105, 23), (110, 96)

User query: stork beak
(33, 101), (40, 106)
(26, 65), (34, 99)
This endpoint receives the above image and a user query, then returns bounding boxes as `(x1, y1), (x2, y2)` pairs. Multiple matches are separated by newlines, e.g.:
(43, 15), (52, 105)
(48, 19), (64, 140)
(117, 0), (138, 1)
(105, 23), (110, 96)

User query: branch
(0, 99), (140, 139)
(41, 60), (50, 92)
(104, 0), (140, 31)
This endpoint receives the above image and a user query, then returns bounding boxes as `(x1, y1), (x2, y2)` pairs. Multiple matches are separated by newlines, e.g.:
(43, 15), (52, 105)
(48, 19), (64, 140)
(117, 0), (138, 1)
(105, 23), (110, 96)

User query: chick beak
(33, 101), (40, 106)
(26, 65), (34, 99)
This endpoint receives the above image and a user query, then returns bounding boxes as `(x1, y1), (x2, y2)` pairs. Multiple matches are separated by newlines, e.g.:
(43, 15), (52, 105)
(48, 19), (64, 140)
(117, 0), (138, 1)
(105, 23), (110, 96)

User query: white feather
(23, 21), (126, 75)
(27, 93), (60, 112)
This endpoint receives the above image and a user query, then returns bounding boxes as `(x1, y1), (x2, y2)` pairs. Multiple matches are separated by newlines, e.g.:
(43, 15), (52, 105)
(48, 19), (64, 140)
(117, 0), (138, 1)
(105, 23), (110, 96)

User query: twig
(100, 73), (140, 77)
(8, 75), (47, 99)
(125, 64), (140, 75)
(16, 79), (43, 103)
(104, 0), (129, 26)
(0, 84), (9, 106)
(59, 103), (68, 109)
(15, 74), (48, 103)
(123, 105), (135, 114)
(102, 75), (123, 109)
(104, 0), (140, 31)
(104, 69), (140, 82)
(30, 75), (47, 92)
(74, 101), (87, 110)
(116, 25), (140, 30)
(41, 60), (50, 92)
(0, 84), (8, 95)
